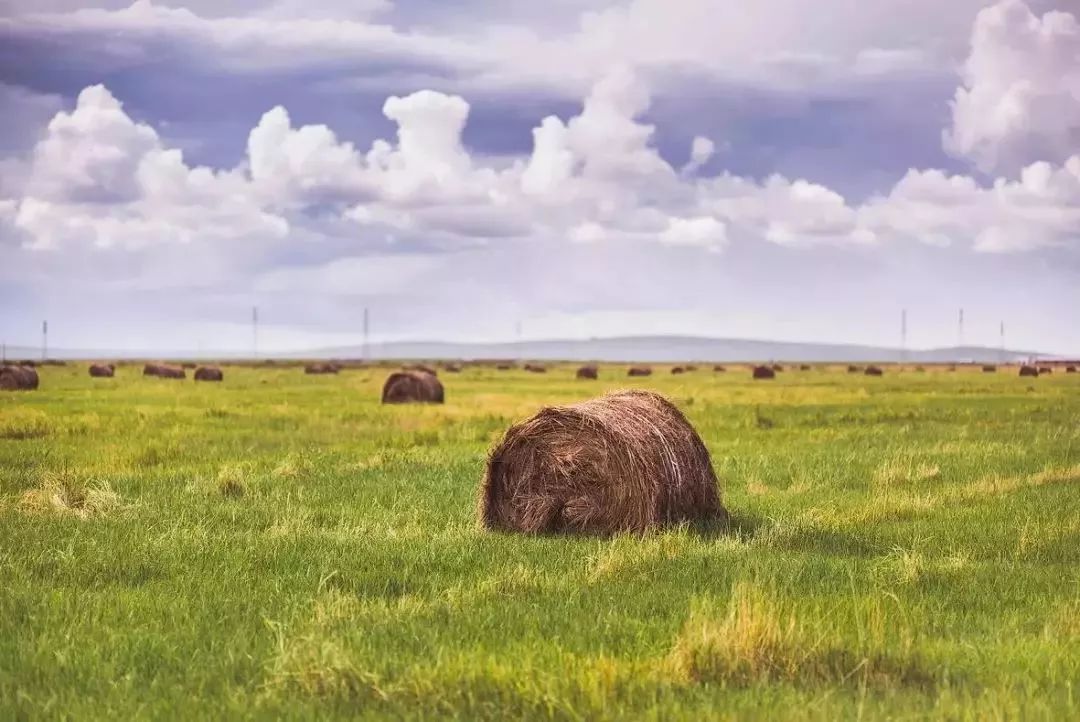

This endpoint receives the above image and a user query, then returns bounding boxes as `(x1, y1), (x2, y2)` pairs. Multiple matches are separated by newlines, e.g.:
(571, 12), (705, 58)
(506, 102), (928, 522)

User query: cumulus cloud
(945, 0), (1080, 173)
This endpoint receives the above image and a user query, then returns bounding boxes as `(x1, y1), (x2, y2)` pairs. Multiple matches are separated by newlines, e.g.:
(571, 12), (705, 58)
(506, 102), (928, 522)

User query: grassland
(1, 363), (1078, 721)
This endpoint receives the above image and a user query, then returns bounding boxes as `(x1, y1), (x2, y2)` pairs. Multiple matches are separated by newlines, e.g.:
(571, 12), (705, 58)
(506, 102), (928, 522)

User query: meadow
(1, 363), (1078, 721)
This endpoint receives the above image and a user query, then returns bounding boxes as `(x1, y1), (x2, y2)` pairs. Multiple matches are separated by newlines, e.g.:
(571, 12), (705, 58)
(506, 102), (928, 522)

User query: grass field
(1, 363), (1078, 721)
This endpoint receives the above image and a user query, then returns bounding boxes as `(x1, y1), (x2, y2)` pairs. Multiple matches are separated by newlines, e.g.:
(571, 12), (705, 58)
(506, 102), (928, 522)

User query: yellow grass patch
(16, 471), (123, 519)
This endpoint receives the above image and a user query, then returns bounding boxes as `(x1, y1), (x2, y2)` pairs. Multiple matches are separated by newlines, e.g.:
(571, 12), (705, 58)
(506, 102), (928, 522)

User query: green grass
(1, 363), (1078, 721)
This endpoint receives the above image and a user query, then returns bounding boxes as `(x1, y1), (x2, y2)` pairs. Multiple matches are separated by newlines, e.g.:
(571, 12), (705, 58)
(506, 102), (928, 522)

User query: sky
(0, 0), (1078, 354)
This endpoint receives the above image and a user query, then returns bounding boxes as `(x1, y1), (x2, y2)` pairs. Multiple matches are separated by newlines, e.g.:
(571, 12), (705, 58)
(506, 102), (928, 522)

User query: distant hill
(2, 336), (1050, 363)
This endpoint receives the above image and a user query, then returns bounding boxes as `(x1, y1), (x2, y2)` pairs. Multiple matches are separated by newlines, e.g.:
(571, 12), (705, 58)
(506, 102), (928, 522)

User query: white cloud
(659, 216), (727, 250)
(681, 136), (716, 176)
(945, 0), (1080, 173)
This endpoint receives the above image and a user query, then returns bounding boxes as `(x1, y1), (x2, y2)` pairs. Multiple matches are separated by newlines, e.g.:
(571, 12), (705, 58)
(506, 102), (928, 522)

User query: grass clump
(16, 470), (123, 519)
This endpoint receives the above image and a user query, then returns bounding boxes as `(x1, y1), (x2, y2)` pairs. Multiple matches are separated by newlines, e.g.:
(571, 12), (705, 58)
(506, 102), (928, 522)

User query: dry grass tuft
(16, 471), (123, 519)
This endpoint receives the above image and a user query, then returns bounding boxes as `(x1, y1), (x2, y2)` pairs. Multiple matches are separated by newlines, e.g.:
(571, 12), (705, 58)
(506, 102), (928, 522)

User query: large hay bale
(381, 370), (445, 404)
(627, 366), (652, 377)
(88, 363), (115, 378)
(479, 390), (727, 535)
(304, 362), (338, 375)
(864, 366), (884, 376)
(1019, 365), (1039, 377)
(0, 365), (39, 391)
(143, 363), (185, 379)
(752, 365), (775, 380)
(194, 366), (224, 382)
(576, 365), (599, 380)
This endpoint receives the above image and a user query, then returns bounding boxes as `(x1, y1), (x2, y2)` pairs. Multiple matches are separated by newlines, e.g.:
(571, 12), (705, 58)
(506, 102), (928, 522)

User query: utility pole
(957, 308), (964, 349)
(252, 306), (259, 359)
(42, 320), (48, 362)
(362, 307), (370, 362)
(900, 309), (907, 364)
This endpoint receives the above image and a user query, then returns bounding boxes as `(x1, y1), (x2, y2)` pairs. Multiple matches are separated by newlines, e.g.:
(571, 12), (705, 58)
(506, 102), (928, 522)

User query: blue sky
(0, 0), (1077, 353)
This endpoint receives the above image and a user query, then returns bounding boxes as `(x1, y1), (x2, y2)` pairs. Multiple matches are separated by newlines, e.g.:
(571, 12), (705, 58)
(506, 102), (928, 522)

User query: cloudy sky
(0, 0), (1078, 353)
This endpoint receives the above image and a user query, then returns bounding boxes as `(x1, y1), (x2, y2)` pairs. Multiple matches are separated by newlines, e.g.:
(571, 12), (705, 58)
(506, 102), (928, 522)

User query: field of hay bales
(1, 363), (1078, 721)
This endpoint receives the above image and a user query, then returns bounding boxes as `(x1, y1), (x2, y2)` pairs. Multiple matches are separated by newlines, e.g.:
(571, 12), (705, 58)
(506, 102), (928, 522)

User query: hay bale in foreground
(89, 363), (115, 378)
(0, 365), (39, 391)
(752, 365), (775, 380)
(576, 365), (598, 380)
(304, 362), (338, 375)
(1019, 365), (1039, 377)
(143, 363), (185, 379)
(382, 370), (445, 404)
(479, 390), (727, 535)
(627, 366), (652, 377)
(194, 366), (224, 382)
(864, 366), (884, 376)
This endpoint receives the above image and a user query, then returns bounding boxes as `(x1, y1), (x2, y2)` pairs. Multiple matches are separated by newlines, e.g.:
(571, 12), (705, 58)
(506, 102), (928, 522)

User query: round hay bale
(847, 365), (860, 373)
(143, 363), (185, 379)
(404, 364), (438, 376)
(1038, 367), (1053, 375)
(479, 389), (727, 535)
(799, 364), (811, 371)
(0, 365), (38, 391)
(1019, 365), (1039, 377)
(982, 365), (997, 373)
(576, 364), (599, 380)
(671, 366), (686, 375)
(1067, 366), (1077, 374)
(752, 365), (775, 380)
(89, 363), (115, 378)
(864, 366), (884, 376)
(524, 363), (547, 373)
(627, 366), (652, 377)
(304, 362), (338, 375)
(495, 362), (516, 371)
(771, 364), (784, 372)
(713, 365), (726, 373)
(685, 365), (698, 372)
(381, 370), (445, 404)
(194, 366), (224, 382)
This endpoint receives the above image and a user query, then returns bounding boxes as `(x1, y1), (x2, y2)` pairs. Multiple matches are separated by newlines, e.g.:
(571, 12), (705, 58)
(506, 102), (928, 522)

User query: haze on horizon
(1, 0), (1078, 355)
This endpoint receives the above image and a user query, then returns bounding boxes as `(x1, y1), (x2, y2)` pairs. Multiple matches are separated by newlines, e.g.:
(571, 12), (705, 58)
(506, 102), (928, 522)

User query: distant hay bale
(752, 365), (775, 380)
(143, 363), (185, 379)
(576, 364), (599, 380)
(628, 366), (653, 377)
(194, 366), (224, 382)
(1067, 366), (1077, 374)
(847, 365), (860, 373)
(915, 366), (926, 372)
(479, 389), (727, 535)
(864, 366), (884, 376)
(982, 365), (997, 373)
(713, 365), (726, 373)
(685, 365), (698, 372)
(1038, 367), (1053, 375)
(1019, 365), (1039, 377)
(304, 362), (338, 375)
(771, 364), (784, 372)
(799, 364), (811, 371)
(524, 363), (548, 373)
(671, 366), (686, 375)
(404, 364), (438, 376)
(381, 370), (445, 404)
(0, 365), (39, 391)
(495, 362), (516, 371)
(88, 363), (115, 378)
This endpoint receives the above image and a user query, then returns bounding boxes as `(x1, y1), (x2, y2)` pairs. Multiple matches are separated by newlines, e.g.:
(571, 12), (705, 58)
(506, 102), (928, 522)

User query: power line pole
(900, 309), (907, 364)
(42, 320), (48, 362)
(362, 307), (370, 362)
